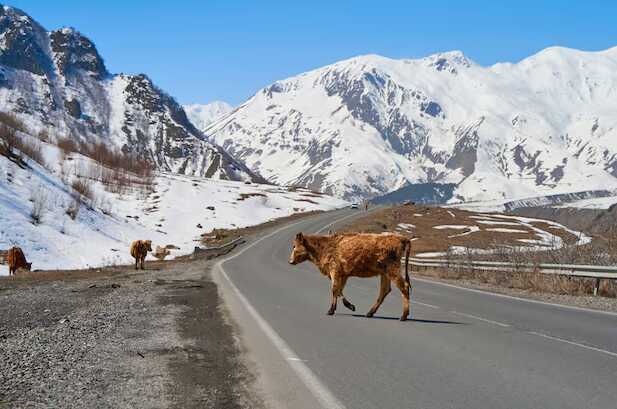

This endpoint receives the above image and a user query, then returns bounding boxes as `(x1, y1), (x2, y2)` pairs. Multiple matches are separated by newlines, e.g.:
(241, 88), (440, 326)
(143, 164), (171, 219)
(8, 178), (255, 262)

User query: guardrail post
(593, 278), (601, 296)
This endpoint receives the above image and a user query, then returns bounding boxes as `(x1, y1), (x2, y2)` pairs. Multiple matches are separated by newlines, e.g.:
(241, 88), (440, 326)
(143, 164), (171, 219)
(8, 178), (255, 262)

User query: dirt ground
(338, 204), (579, 255)
(0, 252), (264, 409)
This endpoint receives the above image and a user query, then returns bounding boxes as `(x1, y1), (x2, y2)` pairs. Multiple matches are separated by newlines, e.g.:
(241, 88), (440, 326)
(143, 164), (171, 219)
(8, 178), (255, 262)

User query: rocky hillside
(0, 4), (261, 181)
(206, 48), (617, 201)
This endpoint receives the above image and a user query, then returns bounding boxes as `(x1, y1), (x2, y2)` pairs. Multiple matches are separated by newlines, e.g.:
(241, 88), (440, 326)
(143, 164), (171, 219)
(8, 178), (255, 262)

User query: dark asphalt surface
(221, 209), (617, 409)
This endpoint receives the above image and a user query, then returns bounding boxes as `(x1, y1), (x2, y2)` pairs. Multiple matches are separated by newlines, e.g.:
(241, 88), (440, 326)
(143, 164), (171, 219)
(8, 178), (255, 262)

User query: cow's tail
(403, 238), (411, 287)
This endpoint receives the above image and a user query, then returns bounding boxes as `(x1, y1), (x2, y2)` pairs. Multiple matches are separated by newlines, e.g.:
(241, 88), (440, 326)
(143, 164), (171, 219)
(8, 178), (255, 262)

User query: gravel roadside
(0, 256), (263, 408)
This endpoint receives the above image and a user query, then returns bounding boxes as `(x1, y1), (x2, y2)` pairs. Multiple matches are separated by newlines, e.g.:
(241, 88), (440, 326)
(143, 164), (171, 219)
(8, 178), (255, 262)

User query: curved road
(215, 209), (617, 409)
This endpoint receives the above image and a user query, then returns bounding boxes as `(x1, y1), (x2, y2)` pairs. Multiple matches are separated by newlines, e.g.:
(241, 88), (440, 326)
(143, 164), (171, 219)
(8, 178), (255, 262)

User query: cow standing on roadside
(7, 247), (31, 276)
(130, 240), (152, 270)
(289, 233), (412, 321)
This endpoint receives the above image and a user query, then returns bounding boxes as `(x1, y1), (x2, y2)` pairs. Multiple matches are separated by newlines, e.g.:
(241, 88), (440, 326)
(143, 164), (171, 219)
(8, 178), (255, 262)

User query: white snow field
(0, 142), (347, 276)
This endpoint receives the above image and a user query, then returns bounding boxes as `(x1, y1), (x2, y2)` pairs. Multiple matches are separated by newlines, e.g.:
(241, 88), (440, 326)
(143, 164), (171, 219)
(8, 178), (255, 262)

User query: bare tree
(30, 185), (49, 225)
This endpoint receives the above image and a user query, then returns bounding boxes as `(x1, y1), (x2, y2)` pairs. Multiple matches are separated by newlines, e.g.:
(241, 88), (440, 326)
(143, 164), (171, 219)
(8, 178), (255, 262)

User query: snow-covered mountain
(184, 101), (233, 131)
(0, 5), (260, 181)
(206, 47), (617, 201)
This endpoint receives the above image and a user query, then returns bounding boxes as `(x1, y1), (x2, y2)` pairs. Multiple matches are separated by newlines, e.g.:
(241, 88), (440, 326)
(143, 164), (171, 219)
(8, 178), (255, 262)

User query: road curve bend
(214, 209), (617, 409)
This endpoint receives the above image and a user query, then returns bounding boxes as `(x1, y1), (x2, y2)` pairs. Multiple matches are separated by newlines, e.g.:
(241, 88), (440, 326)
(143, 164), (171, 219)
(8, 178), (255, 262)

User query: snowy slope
(206, 47), (617, 202)
(0, 141), (347, 276)
(0, 5), (259, 182)
(184, 101), (233, 131)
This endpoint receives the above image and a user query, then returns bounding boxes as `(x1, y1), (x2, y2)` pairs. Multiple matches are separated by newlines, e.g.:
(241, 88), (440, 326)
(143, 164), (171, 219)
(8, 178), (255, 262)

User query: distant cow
(130, 240), (152, 270)
(289, 232), (412, 321)
(153, 245), (171, 261)
(7, 247), (31, 276)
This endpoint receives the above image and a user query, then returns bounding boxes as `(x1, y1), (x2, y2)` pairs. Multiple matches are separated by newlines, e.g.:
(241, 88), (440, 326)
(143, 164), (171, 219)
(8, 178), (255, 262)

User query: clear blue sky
(8, 1), (617, 105)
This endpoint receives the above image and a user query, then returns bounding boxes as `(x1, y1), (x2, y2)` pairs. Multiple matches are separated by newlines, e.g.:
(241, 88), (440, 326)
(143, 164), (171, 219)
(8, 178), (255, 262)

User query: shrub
(71, 178), (94, 201)
(53, 136), (155, 193)
(66, 197), (80, 220)
(30, 185), (48, 225)
(37, 129), (50, 142)
(56, 136), (79, 154)
(0, 124), (18, 156)
(19, 137), (46, 168)
(0, 112), (28, 133)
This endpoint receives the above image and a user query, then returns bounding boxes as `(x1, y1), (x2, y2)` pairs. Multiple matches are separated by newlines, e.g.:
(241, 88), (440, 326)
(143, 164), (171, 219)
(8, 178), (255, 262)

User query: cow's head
(144, 240), (153, 252)
(289, 232), (309, 265)
(25, 262), (32, 271)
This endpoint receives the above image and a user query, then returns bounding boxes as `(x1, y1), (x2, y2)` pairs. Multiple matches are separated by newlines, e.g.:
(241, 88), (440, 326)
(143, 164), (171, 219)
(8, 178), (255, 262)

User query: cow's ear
(296, 232), (304, 242)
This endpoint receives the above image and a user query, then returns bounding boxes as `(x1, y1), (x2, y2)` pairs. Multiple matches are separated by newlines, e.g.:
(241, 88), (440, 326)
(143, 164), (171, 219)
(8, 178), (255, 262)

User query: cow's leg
(366, 274), (391, 317)
(134, 258), (138, 270)
(327, 275), (346, 316)
(325, 274), (355, 312)
(140, 256), (145, 270)
(342, 296), (356, 312)
(392, 274), (410, 321)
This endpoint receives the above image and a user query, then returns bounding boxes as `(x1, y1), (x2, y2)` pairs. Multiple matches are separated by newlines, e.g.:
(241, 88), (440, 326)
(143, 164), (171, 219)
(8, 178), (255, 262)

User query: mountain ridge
(0, 4), (262, 182)
(206, 45), (617, 201)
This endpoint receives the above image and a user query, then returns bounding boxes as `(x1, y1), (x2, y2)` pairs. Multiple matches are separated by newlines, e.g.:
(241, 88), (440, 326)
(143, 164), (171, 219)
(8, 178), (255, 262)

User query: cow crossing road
(215, 209), (617, 409)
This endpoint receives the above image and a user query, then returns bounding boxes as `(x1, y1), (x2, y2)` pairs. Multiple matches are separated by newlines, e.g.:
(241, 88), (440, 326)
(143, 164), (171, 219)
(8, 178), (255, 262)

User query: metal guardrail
(404, 257), (617, 296)
(191, 236), (245, 259)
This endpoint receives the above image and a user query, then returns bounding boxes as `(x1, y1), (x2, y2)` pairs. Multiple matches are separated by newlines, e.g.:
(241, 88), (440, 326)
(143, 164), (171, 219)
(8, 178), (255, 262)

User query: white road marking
(414, 277), (617, 317)
(527, 331), (617, 359)
(412, 300), (440, 309)
(449, 310), (511, 327)
(315, 212), (363, 234)
(215, 213), (349, 409)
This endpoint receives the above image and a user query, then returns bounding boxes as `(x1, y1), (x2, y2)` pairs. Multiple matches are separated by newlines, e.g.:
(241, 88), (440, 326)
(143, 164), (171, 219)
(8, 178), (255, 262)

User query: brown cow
(130, 240), (152, 270)
(7, 247), (31, 276)
(153, 245), (171, 261)
(289, 232), (412, 321)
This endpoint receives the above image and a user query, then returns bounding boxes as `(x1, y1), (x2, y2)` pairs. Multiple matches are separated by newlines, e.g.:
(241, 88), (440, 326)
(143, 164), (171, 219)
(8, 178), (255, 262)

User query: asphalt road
(216, 209), (617, 409)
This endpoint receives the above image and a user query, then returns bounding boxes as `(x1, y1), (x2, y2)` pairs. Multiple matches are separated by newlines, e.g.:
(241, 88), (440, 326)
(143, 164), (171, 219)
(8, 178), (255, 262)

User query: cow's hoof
(343, 300), (356, 312)
(366, 312), (374, 318)
(399, 316), (408, 322)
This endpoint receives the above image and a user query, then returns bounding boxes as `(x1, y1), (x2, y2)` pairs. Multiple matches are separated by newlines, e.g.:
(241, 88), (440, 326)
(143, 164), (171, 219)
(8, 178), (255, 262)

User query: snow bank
(0, 145), (347, 275)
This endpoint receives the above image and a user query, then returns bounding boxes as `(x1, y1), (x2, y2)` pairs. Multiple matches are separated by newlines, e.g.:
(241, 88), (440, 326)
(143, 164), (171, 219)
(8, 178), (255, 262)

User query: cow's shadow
(338, 313), (466, 325)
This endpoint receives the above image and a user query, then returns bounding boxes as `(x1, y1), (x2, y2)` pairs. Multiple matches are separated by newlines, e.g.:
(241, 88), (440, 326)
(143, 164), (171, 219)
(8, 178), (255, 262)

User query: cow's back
(7, 247), (27, 269)
(130, 241), (142, 258)
(335, 234), (406, 273)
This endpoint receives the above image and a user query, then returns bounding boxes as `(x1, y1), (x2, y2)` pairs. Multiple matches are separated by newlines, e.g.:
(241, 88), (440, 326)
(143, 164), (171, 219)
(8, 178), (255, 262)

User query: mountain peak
(50, 26), (108, 79)
(184, 101), (233, 131)
(424, 50), (473, 73)
(0, 4), (51, 75)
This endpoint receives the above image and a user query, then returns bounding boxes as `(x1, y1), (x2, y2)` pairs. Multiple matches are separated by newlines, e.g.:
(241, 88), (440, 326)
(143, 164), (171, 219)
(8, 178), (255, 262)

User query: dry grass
(338, 204), (578, 256)
(415, 265), (617, 298)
